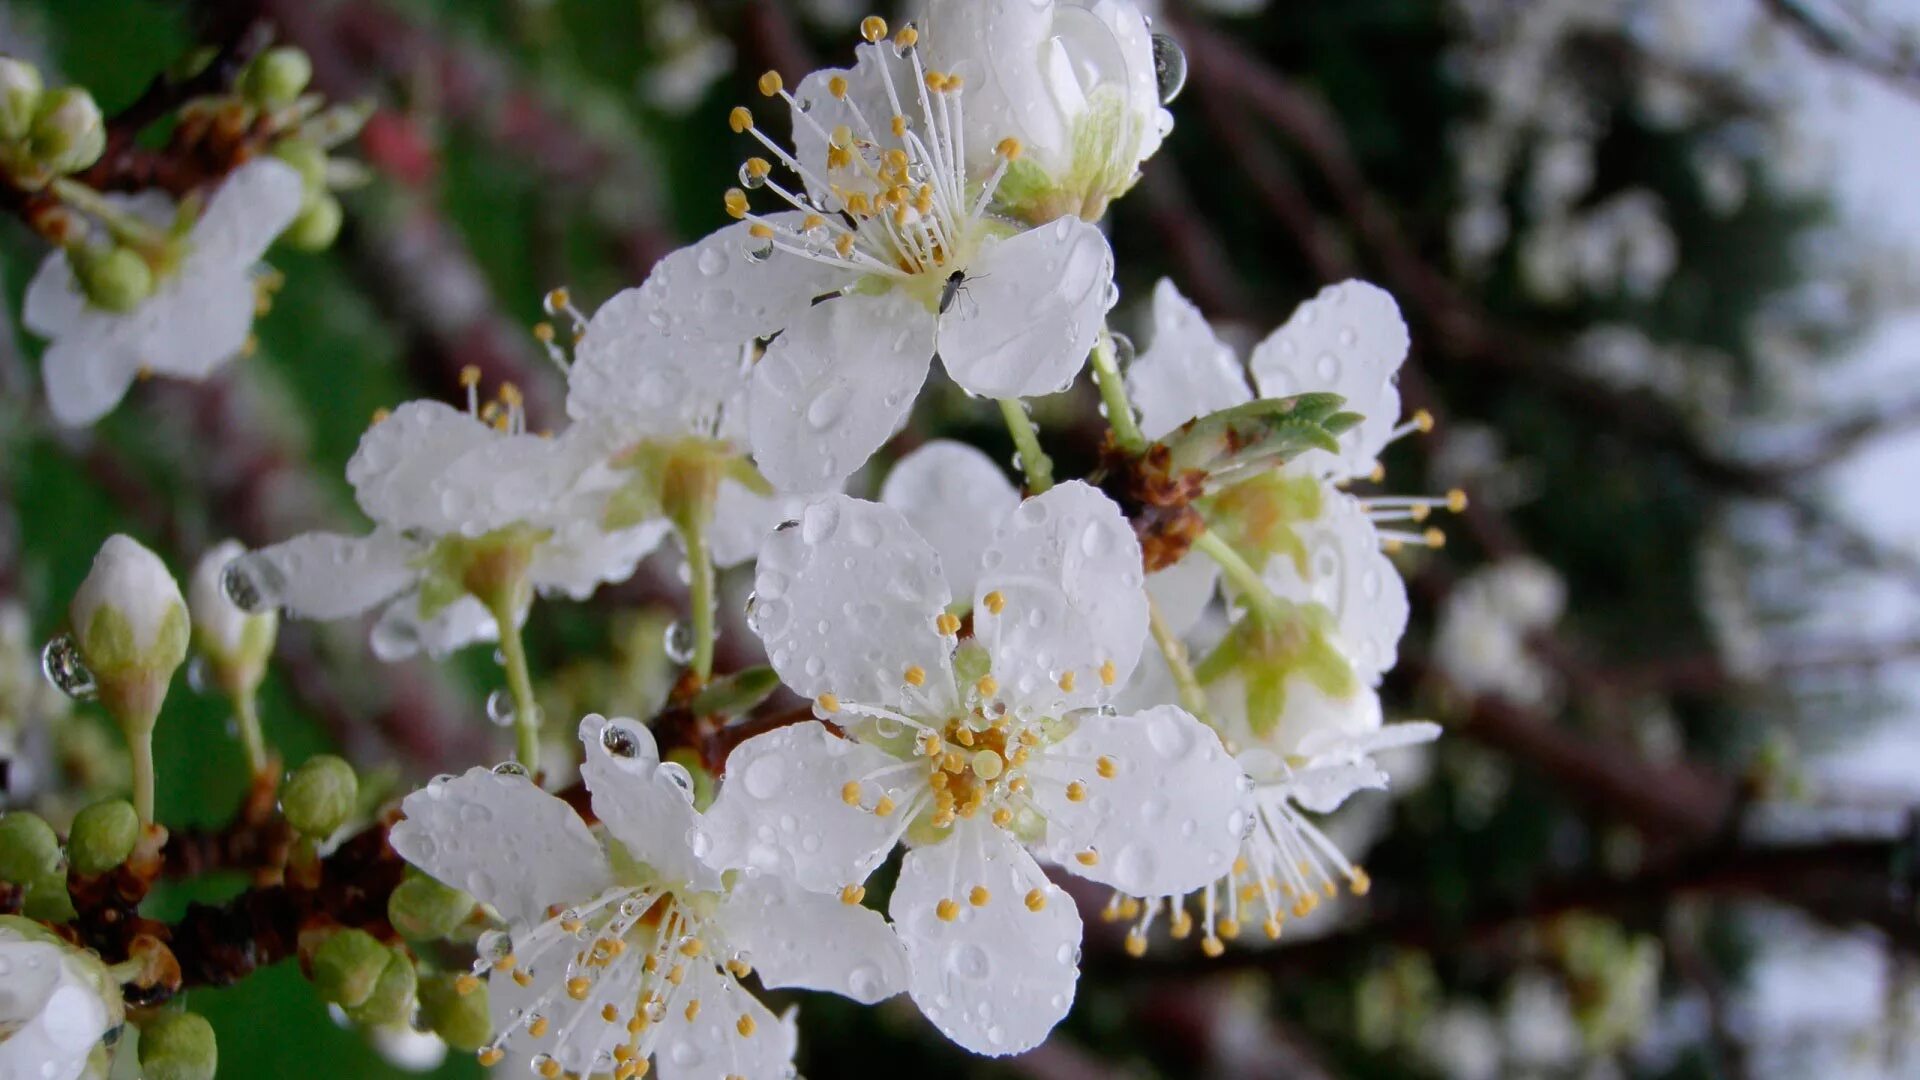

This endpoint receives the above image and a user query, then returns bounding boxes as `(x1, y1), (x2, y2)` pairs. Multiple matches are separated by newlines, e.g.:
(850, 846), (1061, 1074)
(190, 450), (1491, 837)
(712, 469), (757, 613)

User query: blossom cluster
(5, 2), (1454, 1077)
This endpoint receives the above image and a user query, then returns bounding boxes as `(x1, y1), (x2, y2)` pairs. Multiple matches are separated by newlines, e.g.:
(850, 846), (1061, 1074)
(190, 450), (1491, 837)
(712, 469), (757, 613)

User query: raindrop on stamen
(1151, 34), (1188, 104)
(41, 634), (96, 701)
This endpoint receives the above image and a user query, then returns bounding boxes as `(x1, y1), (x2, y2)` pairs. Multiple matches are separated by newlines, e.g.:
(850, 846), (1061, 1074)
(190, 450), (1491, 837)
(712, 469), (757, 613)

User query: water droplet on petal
(221, 553), (282, 613)
(1151, 33), (1188, 104)
(40, 634), (95, 700)
(492, 761), (530, 778)
(601, 723), (639, 758)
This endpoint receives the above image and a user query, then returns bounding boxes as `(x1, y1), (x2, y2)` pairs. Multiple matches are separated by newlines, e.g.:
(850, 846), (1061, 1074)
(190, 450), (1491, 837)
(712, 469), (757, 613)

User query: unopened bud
(71, 535), (188, 731)
(418, 972), (491, 1052)
(0, 57), (43, 142)
(28, 86), (104, 175)
(345, 946), (418, 1027)
(282, 192), (342, 252)
(281, 754), (357, 837)
(138, 1011), (218, 1080)
(388, 870), (474, 941)
(270, 137), (327, 192)
(243, 47), (313, 108)
(188, 540), (277, 695)
(0, 810), (61, 883)
(71, 245), (155, 313)
(312, 928), (389, 1009)
(67, 799), (139, 875)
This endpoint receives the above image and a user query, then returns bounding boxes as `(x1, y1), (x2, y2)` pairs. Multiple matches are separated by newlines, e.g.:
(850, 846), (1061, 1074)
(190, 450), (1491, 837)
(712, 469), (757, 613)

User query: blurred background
(7, 0), (1920, 1077)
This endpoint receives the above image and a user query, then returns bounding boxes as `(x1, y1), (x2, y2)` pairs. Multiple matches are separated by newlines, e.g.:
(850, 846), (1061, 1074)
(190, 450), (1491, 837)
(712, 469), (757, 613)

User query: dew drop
(492, 761), (530, 778)
(697, 245), (728, 276)
(656, 760), (695, 802)
(485, 689), (515, 727)
(1108, 331), (1136, 371)
(40, 634), (95, 701)
(601, 723), (639, 758)
(1151, 33), (1188, 103)
(806, 385), (852, 431)
(221, 553), (282, 613)
(848, 962), (883, 999)
(664, 619), (696, 665)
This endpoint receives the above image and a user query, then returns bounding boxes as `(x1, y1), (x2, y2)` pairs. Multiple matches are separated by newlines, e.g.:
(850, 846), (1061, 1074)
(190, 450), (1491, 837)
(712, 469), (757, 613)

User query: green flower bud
(0, 57), (43, 142)
(388, 871), (474, 941)
(243, 47), (313, 108)
(281, 193), (342, 252)
(418, 971), (491, 1052)
(28, 85), (104, 175)
(0, 810), (61, 883)
(282, 754), (357, 837)
(138, 1011), (218, 1080)
(70, 535), (189, 732)
(67, 799), (139, 875)
(270, 137), (328, 192)
(312, 928), (389, 1008)
(344, 946), (418, 1027)
(71, 245), (155, 313)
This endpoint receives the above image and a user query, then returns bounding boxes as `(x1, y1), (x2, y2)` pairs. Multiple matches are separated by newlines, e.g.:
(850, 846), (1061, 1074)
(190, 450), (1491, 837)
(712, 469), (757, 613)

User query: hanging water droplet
(1151, 34), (1188, 104)
(656, 761), (695, 801)
(1108, 331), (1137, 370)
(41, 634), (95, 700)
(738, 161), (768, 190)
(745, 238), (776, 263)
(220, 554), (280, 614)
(601, 723), (638, 758)
(478, 929), (513, 965)
(486, 689), (516, 727)
(186, 655), (211, 695)
(664, 620), (696, 665)
(492, 761), (530, 778)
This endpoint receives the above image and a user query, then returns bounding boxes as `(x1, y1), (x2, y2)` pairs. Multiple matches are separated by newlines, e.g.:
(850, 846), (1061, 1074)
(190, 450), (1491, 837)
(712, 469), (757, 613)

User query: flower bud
(281, 754), (357, 837)
(418, 971), (491, 1052)
(70, 535), (188, 731)
(67, 798), (139, 875)
(312, 928), (390, 1008)
(270, 137), (328, 192)
(243, 47), (313, 108)
(0, 57), (43, 142)
(0, 810), (61, 883)
(188, 540), (277, 696)
(28, 85), (105, 175)
(344, 946), (418, 1027)
(138, 1011), (218, 1080)
(387, 870), (474, 941)
(282, 192), (343, 252)
(70, 244), (155, 313)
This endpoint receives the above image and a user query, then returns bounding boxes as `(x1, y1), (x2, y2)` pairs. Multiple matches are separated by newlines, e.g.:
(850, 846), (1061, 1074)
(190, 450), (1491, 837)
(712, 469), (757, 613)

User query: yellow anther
(758, 70), (784, 97)
(748, 222), (775, 240)
(1410, 504), (1431, 523)
(1264, 918), (1283, 940)
(969, 885), (991, 907)
(546, 286), (571, 310)
(478, 1047), (505, 1067)
(1066, 781), (1087, 803)
(840, 884), (866, 905)
(680, 937), (706, 957)
(512, 969), (533, 987)
(1413, 408), (1435, 433)
(975, 674), (997, 698)
(1118, 897), (1142, 919)
(729, 106), (754, 133)
(1424, 527), (1446, 549)
(942, 751), (965, 774)
(955, 726), (975, 747)
(684, 999), (701, 1022)
(1008, 746), (1029, 766)
(884, 148), (910, 173)
(495, 954), (516, 971)
(1096, 755), (1117, 779)
(861, 15), (889, 42)
(567, 976), (591, 1000)
(817, 692), (840, 713)
(737, 1015), (758, 1037)
(454, 973), (481, 996)
(1219, 918), (1242, 940)
(983, 590), (1006, 614)
(995, 137), (1023, 160)
(835, 234), (857, 257)
(841, 780), (862, 805)
(667, 963), (686, 985)
(728, 958), (753, 978)
(370, 406), (392, 425)
(1058, 671), (1076, 692)
(936, 612), (962, 636)
(1447, 489), (1469, 513)
(971, 749), (1004, 781)
(992, 807), (1013, 827)
(1100, 660), (1117, 686)
(1124, 931), (1148, 958)
(744, 157), (773, 183)
(539, 1058), (562, 1078)
(1201, 935), (1225, 958)
(602, 1004), (620, 1023)
(724, 188), (750, 219)
(459, 364), (483, 388)
(1383, 538), (1403, 554)
(828, 144), (852, 170)
(1025, 888), (1048, 912)
(1350, 867), (1372, 896)
(936, 898), (960, 921)
(829, 75), (849, 99)
(498, 382), (523, 407)
(533, 322), (555, 344)
(801, 213), (826, 232)
(904, 664), (926, 686)
(924, 70), (947, 92)
(1369, 463), (1388, 483)
(891, 114), (908, 138)
(1076, 850), (1100, 867)
(1232, 856), (1250, 876)
(894, 26), (919, 48)
(946, 73), (964, 91)
(1171, 909), (1194, 940)
(874, 796), (896, 817)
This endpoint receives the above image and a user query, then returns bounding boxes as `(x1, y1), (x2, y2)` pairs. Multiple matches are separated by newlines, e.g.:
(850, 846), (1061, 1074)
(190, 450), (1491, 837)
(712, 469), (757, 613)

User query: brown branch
(1757, 0), (1920, 103)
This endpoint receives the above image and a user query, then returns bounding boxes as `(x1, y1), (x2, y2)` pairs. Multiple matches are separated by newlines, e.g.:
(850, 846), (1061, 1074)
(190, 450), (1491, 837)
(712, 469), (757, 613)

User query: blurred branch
(1757, 0), (1920, 103)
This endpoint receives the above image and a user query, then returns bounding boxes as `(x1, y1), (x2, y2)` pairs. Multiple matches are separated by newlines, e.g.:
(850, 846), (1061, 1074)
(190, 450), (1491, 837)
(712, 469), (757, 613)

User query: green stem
(128, 727), (155, 825)
(48, 177), (172, 254)
(998, 398), (1055, 493)
(1193, 530), (1282, 620)
(679, 516), (717, 685)
(1147, 598), (1209, 722)
(232, 689), (268, 778)
(1091, 332), (1146, 454)
(490, 600), (541, 775)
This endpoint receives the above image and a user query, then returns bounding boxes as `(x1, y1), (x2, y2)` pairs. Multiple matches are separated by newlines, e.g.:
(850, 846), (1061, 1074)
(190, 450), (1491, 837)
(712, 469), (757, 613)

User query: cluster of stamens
(531, 286), (589, 373)
(1358, 410), (1466, 552)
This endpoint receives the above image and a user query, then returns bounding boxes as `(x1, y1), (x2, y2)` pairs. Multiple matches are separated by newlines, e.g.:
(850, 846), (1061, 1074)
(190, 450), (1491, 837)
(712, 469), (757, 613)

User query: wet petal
(191, 158), (305, 265)
(879, 440), (1021, 599)
(938, 217), (1114, 399)
(1126, 278), (1253, 440)
(1262, 492), (1407, 684)
(653, 962), (797, 1080)
(39, 335), (138, 429)
(715, 873), (909, 1003)
(1248, 280), (1408, 481)
(242, 528), (418, 621)
(345, 400), (498, 533)
(577, 715), (721, 891)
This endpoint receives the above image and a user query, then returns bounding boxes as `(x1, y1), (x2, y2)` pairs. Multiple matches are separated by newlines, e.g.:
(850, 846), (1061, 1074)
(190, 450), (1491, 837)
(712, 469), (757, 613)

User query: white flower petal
(1248, 281), (1408, 481)
(1283, 759), (1390, 814)
(1261, 492), (1407, 684)
(1031, 705), (1250, 895)
(0, 934), (112, 1080)
(391, 766), (612, 925)
(708, 480), (804, 569)
(484, 918), (641, 1076)
(749, 495), (954, 707)
(1289, 720), (1441, 811)
(23, 249), (86, 337)
(346, 401), (499, 533)
(889, 820), (1080, 1056)
(879, 440), (1021, 599)
(654, 962), (797, 1080)
(1215, 670), (1385, 757)
(937, 217), (1114, 399)
(191, 158), (305, 265)
(531, 518), (669, 600)
(1146, 548), (1220, 639)
(973, 481), (1147, 716)
(242, 529), (419, 621)
(576, 715), (720, 892)
(39, 335), (138, 428)
(695, 721), (905, 894)
(1126, 278), (1253, 440)
(430, 429), (608, 537)
(716, 873), (909, 1003)
(370, 592), (502, 661)
(748, 290), (934, 492)
(789, 44), (906, 205)
(136, 268), (257, 380)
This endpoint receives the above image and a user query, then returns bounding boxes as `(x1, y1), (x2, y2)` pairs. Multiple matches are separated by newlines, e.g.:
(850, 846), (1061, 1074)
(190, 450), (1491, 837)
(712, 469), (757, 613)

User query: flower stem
(48, 176), (171, 254)
(232, 689), (268, 779)
(1091, 332), (1146, 454)
(1148, 597), (1209, 722)
(1193, 530), (1282, 620)
(679, 516), (718, 685)
(128, 727), (155, 825)
(490, 601), (541, 775)
(999, 398), (1055, 493)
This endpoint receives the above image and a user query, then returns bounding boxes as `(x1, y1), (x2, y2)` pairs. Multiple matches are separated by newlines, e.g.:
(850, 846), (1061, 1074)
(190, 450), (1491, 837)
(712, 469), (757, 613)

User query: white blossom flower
(0, 919), (122, 1080)
(230, 392), (666, 661)
(1433, 557), (1566, 707)
(390, 715), (908, 1078)
(71, 534), (185, 661)
(23, 159), (304, 427)
(699, 482), (1250, 1054)
(915, 0), (1172, 221)
(696, 14), (1115, 491)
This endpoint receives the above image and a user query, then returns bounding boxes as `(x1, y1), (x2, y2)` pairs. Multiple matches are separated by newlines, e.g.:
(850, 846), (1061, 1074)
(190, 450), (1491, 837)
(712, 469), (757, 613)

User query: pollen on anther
(1058, 671), (1076, 692)
(370, 406), (392, 425)
(1066, 781), (1087, 803)
(1423, 527), (1447, 549)
(737, 1015), (758, 1037)
(875, 795), (897, 817)
(975, 674), (997, 697)
(995, 137), (1023, 161)
(602, 1004), (620, 1023)
(724, 188), (750, 219)
(748, 222), (775, 241)
(829, 75), (849, 99)
(1124, 931), (1148, 958)
(1025, 888), (1047, 912)
(904, 664), (926, 686)
(1076, 850), (1100, 867)
(861, 15), (889, 42)
(477, 1047), (504, 1067)
(1200, 936), (1225, 958)
(840, 884), (866, 905)
(527, 1013), (551, 1037)
(983, 590), (1006, 614)
(459, 364), (483, 388)
(969, 885), (991, 907)
(936, 613), (962, 636)
(758, 70), (784, 97)
(684, 999), (702, 1022)
(1096, 755), (1117, 779)
(454, 973), (480, 996)
(566, 976), (592, 1000)
(817, 692), (841, 713)
(894, 26), (919, 48)
(891, 115), (908, 138)
(728, 106), (754, 134)
(936, 898), (960, 921)
(1446, 489), (1469, 513)
(841, 780), (862, 805)
(1413, 409), (1436, 433)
